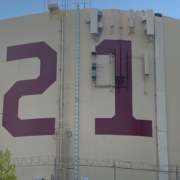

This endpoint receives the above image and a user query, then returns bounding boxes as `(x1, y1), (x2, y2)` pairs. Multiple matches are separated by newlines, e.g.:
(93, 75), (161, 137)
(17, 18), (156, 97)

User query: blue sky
(0, 0), (180, 20)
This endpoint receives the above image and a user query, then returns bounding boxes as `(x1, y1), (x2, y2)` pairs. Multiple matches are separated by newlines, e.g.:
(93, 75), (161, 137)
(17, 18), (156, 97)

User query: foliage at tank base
(0, 149), (17, 180)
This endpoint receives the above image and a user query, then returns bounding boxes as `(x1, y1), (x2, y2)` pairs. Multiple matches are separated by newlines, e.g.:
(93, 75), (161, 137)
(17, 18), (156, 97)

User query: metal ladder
(56, 1), (69, 180)
(75, 3), (79, 180)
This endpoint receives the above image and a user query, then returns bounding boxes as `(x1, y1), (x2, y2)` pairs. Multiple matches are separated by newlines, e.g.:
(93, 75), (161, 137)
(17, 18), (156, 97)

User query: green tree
(0, 149), (17, 180)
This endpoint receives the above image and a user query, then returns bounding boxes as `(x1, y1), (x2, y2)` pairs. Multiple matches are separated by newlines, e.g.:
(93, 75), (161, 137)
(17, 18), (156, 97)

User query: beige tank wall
(65, 9), (157, 180)
(74, 8), (157, 161)
(164, 16), (180, 179)
(1, 8), (179, 180)
(0, 12), (59, 179)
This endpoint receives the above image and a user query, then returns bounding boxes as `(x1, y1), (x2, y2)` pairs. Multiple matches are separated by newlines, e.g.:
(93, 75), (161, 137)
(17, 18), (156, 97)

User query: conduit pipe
(110, 53), (112, 91)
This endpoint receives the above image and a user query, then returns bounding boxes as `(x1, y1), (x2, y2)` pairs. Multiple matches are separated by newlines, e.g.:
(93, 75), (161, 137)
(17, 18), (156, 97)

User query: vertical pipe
(54, 159), (56, 180)
(118, 10), (121, 40)
(59, 0), (64, 179)
(109, 54), (111, 89)
(121, 46), (126, 80)
(110, 53), (112, 92)
(177, 167), (179, 180)
(114, 55), (115, 83)
(112, 55), (114, 88)
(84, 0), (85, 9)
(114, 162), (116, 180)
(115, 44), (120, 81)
(57, 7), (60, 180)
(70, 0), (71, 9)
(75, 3), (80, 180)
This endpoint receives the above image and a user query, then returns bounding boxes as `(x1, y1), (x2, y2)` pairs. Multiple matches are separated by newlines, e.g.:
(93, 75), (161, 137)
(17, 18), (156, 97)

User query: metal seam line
(75, 3), (79, 180)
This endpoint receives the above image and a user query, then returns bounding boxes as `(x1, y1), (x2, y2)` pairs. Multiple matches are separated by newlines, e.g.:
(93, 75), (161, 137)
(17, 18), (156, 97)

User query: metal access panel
(98, 22), (103, 29)
(110, 9), (114, 27)
(35, 178), (43, 180)
(144, 50), (149, 76)
(90, 9), (98, 34)
(146, 10), (154, 35)
(129, 9), (134, 27)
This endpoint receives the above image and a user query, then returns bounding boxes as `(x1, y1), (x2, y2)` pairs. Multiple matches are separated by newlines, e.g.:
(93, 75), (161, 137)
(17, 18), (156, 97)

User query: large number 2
(95, 40), (152, 137)
(2, 42), (57, 137)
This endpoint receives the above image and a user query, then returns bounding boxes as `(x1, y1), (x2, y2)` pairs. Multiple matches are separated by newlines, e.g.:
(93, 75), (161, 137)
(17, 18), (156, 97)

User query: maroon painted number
(95, 40), (152, 137)
(2, 42), (57, 137)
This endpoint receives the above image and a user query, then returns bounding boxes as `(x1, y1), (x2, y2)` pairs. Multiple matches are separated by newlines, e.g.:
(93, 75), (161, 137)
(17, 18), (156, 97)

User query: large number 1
(95, 40), (152, 137)
(2, 42), (57, 137)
